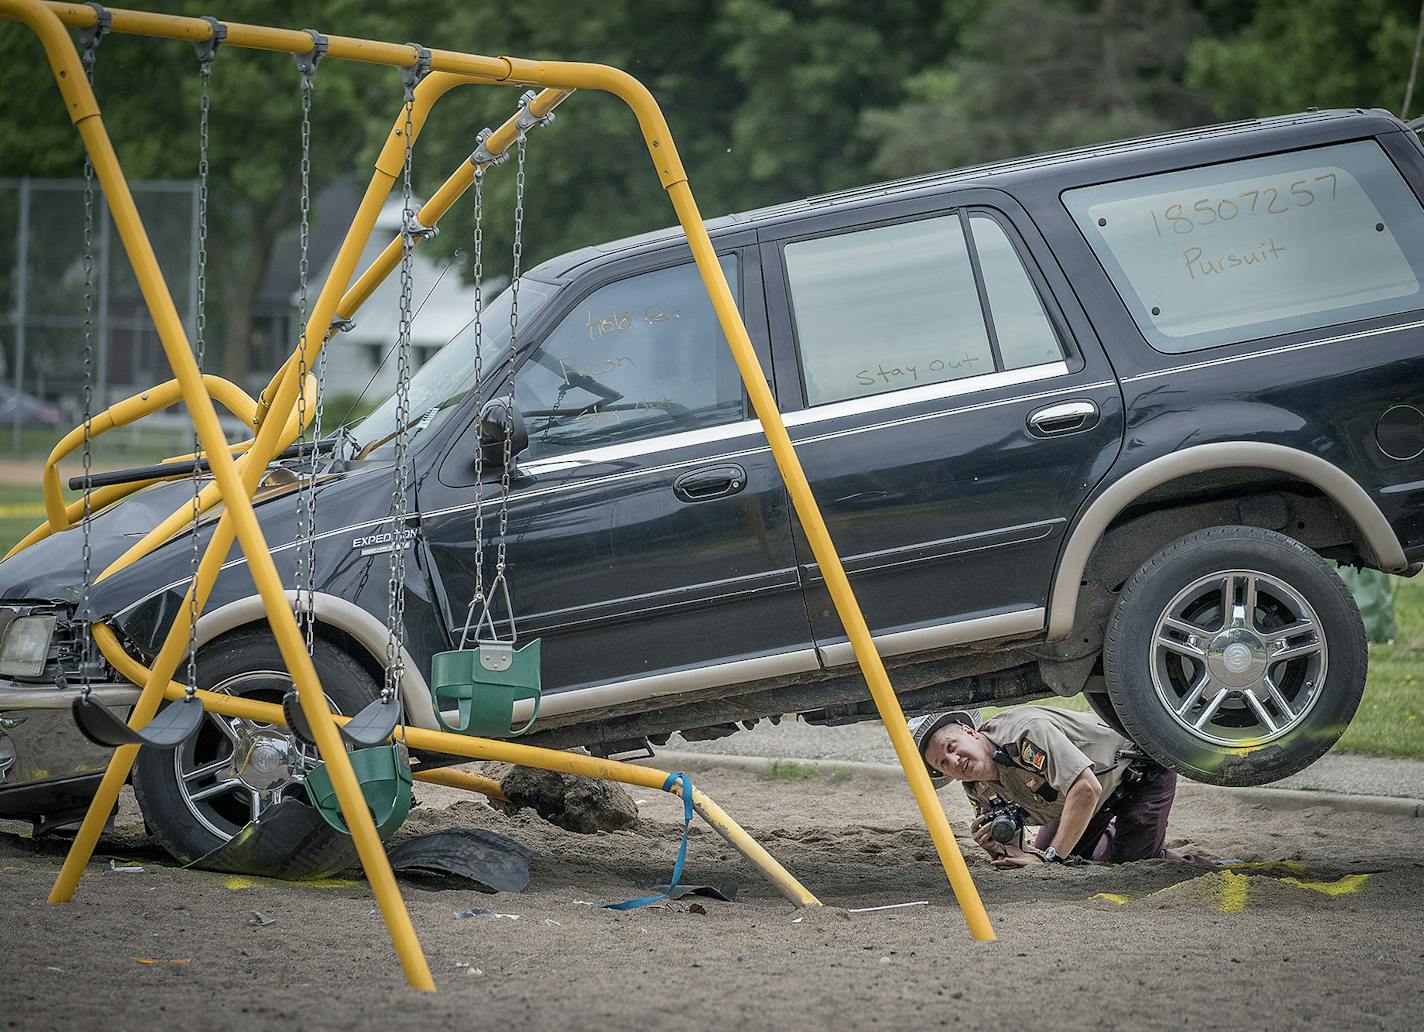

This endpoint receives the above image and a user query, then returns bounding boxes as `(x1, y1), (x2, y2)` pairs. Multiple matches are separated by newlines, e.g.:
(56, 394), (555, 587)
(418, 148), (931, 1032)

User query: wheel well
(202, 618), (386, 691)
(1054, 469), (1367, 659)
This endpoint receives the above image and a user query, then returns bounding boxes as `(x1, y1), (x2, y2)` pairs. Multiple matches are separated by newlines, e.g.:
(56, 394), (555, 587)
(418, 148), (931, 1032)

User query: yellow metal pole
(487, 57), (995, 939)
(334, 88), (569, 324)
(411, 766), (507, 801)
(660, 180), (995, 940)
(91, 624), (820, 907)
(5, 2), (434, 991)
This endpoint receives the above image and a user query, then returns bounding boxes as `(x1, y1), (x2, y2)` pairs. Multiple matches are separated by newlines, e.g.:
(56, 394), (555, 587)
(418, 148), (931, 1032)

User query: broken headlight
(0, 614), (56, 678)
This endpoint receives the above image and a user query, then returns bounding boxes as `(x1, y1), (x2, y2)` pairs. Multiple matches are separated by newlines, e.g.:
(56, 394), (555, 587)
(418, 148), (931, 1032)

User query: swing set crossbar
(0, 0), (995, 994)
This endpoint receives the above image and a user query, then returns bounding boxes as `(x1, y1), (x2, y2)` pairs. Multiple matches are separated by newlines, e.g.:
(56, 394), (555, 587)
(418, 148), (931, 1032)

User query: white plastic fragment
(847, 901), (930, 913)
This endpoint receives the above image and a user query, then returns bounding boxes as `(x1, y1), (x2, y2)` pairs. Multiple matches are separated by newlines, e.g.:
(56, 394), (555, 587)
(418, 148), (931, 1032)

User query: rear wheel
(1103, 526), (1366, 786)
(132, 628), (380, 865)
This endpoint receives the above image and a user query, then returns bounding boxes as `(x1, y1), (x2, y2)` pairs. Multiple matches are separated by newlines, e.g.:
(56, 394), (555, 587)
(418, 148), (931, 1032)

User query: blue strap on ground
(601, 772), (694, 910)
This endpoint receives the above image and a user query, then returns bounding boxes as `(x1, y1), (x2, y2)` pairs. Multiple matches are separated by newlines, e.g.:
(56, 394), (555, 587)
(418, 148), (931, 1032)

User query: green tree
(1187, 0), (1423, 118)
(0, 1), (401, 383)
(860, 0), (1212, 179)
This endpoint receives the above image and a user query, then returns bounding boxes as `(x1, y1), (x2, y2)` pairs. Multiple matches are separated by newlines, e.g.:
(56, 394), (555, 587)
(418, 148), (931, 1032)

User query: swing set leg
(12, 3), (434, 991)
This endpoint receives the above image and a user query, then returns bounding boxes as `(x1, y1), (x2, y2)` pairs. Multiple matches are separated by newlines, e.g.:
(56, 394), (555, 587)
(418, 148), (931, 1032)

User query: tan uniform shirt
(959, 706), (1130, 826)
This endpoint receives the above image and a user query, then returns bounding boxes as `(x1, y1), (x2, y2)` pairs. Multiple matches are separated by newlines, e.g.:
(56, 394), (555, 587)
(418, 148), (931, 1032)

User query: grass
(761, 759), (854, 783)
(0, 463), (1416, 760)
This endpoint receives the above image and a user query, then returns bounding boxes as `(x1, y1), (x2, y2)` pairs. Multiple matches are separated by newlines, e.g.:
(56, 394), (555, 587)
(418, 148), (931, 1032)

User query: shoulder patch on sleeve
(1019, 738), (1048, 772)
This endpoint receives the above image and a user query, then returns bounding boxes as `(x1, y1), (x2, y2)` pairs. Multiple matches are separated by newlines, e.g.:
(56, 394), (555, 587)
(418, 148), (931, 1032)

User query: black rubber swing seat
(282, 690), (401, 749)
(72, 692), (205, 750)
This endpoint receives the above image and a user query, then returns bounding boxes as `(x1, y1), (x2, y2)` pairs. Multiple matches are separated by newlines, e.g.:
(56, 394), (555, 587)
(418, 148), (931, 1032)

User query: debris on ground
(487, 764), (639, 834)
(454, 906), (521, 921)
(846, 901), (929, 913)
(643, 882), (737, 902)
(387, 828), (533, 893)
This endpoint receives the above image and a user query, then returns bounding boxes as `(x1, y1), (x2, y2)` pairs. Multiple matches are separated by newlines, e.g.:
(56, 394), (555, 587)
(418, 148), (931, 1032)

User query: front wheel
(1103, 526), (1367, 786)
(132, 628), (381, 866)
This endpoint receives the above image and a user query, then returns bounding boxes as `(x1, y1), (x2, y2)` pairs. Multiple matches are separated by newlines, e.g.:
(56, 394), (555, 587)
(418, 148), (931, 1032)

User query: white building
(305, 197), (486, 405)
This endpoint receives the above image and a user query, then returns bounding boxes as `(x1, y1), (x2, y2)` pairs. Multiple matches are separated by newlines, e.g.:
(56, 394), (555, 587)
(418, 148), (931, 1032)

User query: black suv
(2, 108), (1421, 864)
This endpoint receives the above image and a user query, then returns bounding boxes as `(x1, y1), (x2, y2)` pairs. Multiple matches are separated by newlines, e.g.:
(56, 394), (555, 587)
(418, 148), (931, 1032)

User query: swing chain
(185, 14), (221, 703)
(293, 31), (322, 659)
(496, 135), (528, 585)
(76, 14), (106, 698)
(77, 2), (111, 65)
(382, 58), (423, 712)
(458, 163), (487, 650)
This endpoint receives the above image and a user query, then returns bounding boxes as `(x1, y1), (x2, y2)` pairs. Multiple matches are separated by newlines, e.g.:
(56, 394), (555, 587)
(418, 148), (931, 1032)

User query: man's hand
(991, 845), (1044, 869)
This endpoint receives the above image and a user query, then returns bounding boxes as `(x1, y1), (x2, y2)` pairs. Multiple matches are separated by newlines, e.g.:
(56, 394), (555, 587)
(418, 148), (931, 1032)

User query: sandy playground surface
(0, 758), (1420, 1032)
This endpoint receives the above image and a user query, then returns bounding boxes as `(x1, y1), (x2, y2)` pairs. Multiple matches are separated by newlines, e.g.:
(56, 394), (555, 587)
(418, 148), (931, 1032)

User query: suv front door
(762, 192), (1125, 663)
(421, 241), (817, 729)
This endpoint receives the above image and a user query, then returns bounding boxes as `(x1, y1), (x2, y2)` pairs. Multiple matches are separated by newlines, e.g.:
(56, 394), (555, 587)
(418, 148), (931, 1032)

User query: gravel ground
(669, 716), (1424, 800)
(1, 757), (1420, 1032)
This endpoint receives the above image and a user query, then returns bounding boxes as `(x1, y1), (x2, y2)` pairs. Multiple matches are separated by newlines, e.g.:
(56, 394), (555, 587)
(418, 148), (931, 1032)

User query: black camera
(981, 800), (1030, 844)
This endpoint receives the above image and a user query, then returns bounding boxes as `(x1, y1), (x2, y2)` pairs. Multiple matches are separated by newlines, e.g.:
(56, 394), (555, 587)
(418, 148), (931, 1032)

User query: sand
(1, 761), (1419, 1031)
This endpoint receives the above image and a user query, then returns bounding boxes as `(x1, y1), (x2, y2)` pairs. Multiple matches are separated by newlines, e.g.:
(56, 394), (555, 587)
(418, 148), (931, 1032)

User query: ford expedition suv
(1, 107), (1421, 865)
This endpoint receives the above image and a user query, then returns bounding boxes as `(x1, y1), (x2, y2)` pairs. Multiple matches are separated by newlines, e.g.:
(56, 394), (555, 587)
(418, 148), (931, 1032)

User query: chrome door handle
(1027, 400), (1099, 438)
(673, 464), (747, 503)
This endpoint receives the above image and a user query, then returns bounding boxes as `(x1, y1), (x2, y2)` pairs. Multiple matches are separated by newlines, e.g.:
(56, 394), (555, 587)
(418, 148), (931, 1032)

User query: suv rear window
(1064, 140), (1424, 354)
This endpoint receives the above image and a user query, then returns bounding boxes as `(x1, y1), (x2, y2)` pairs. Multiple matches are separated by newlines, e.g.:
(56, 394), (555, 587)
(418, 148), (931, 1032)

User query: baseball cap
(908, 709), (982, 781)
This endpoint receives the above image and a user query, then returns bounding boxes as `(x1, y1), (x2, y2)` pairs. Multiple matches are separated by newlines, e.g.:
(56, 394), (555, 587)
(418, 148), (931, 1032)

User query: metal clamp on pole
(469, 127), (508, 169)
(515, 89), (556, 136)
(194, 16), (226, 64)
(295, 29), (327, 77)
(329, 315), (356, 333)
(402, 212), (437, 241)
(400, 43), (432, 92)
(77, 1), (111, 52)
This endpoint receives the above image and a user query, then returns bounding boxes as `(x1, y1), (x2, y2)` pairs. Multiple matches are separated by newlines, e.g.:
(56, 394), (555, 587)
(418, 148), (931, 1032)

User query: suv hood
(0, 462), (378, 611)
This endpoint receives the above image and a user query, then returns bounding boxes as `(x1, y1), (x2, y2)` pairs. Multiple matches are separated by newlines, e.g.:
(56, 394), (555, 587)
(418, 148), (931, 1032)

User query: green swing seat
(429, 638), (542, 738)
(304, 743), (413, 839)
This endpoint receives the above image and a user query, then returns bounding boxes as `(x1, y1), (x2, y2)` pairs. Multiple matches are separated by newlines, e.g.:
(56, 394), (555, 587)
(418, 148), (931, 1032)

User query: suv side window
(514, 255), (744, 460)
(969, 214), (1065, 370)
(783, 211), (1065, 407)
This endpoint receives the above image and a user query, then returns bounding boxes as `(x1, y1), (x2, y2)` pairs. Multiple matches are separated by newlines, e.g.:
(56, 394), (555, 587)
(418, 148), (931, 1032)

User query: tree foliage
(2, 0), (1421, 385)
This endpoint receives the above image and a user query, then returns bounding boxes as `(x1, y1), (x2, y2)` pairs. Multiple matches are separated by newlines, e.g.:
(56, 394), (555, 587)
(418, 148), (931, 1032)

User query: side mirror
(477, 398), (529, 468)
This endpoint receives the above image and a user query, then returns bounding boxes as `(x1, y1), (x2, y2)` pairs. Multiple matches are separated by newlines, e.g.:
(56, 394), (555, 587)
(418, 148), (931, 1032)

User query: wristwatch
(1041, 846), (1063, 864)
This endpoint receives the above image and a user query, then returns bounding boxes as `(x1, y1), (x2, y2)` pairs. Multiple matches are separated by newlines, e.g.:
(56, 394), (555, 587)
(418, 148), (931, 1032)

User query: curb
(651, 749), (1424, 819)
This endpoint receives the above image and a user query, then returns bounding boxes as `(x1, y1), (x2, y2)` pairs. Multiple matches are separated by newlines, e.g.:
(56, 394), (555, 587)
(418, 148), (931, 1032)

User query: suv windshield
(351, 278), (555, 455)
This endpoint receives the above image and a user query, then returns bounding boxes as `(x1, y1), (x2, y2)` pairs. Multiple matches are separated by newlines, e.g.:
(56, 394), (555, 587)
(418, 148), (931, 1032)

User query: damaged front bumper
(0, 676), (140, 828)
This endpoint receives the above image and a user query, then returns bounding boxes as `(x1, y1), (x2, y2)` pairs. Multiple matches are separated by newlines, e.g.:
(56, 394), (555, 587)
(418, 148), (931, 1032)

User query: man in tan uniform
(909, 706), (1187, 866)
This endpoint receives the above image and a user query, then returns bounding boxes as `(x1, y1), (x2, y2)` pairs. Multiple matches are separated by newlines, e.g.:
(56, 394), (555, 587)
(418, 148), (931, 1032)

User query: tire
(1103, 525), (1366, 787)
(132, 628), (381, 866)
(1083, 689), (1126, 735)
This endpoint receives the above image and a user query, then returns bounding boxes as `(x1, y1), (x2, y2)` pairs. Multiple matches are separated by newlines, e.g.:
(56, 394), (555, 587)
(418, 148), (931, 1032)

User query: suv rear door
(761, 189), (1125, 662)
(422, 238), (817, 725)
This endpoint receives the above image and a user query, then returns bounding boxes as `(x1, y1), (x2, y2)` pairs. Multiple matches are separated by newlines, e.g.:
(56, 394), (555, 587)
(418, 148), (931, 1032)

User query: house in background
(296, 193), (483, 410)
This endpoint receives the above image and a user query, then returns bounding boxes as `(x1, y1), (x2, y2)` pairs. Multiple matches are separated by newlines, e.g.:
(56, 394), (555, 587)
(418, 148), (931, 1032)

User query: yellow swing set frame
(0, 0), (995, 991)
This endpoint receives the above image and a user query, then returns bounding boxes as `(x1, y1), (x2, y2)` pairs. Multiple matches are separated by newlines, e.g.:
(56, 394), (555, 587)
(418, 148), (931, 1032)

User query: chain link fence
(0, 177), (202, 460)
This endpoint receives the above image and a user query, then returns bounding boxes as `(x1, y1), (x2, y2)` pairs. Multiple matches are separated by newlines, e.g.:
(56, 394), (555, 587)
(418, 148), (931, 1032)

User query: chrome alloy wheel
(172, 670), (337, 842)
(1150, 570), (1327, 747)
